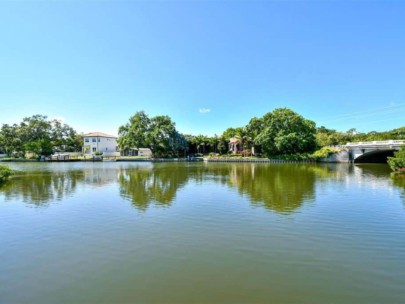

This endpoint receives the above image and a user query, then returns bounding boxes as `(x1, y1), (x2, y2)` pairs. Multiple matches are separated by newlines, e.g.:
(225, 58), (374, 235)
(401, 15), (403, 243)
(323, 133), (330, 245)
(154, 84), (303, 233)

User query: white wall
(83, 137), (118, 155)
(138, 149), (152, 157)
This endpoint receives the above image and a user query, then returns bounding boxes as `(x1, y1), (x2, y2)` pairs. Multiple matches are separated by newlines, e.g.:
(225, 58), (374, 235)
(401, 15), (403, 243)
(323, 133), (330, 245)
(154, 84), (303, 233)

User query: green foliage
(0, 165), (14, 184)
(0, 124), (23, 157)
(0, 115), (82, 157)
(118, 111), (188, 158)
(272, 153), (314, 161)
(94, 151), (103, 156)
(254, 108), (317, 156)
(312, 147), (343, 160)
(388, 146), (405, 172)
(316, 126), (405, 148)
(24, 138), (53, 157)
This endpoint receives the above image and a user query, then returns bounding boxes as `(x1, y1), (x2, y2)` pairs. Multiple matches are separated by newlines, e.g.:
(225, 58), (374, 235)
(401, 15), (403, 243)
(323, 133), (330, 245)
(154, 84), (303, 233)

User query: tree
(254, 108), (316, 156)
(216, 135), (229, 154)
(19, 115), (52, 144)
(51, 120), (82, 152)
(0, 124), (23, 157)
(118, 111), (187, 157)
(0, 115), (81, 157)
(245, 117), (264, 152)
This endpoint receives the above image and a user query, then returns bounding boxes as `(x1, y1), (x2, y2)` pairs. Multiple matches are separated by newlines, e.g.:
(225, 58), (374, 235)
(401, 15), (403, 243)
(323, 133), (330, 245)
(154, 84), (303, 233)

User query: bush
(226, 154), (243, 158)
(273, 153), (314, 161)
(388, 146), (405, 172)
(0, 165), (14, 184)
(311, 147), (343, 160)
(94, 151), (103, 156)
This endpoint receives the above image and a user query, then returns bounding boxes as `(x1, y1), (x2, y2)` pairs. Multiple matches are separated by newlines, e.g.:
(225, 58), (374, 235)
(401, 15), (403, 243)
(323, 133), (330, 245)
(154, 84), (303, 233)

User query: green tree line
(0, 115), (82, 157)
(1, 110), (404, 158)
(118, 108), (318, 157)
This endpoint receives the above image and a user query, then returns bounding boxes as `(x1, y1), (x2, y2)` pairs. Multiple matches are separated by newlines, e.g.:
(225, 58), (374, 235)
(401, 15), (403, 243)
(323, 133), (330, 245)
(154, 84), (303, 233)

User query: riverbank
(1, 157), (318, 163)
(204, 157), (315, 163)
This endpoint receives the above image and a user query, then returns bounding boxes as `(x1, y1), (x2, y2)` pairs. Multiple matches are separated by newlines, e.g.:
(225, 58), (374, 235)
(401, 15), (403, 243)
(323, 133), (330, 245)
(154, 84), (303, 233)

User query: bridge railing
(345, 140), (405, 146)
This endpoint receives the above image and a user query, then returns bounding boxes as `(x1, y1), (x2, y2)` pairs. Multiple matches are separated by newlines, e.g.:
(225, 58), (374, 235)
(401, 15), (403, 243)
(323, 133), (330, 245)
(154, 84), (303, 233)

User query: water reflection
(0, 163), (403, 212)
(118, 165), (189, 210)
(0, 170), (84, 205)
(391, 174), (405, 203)
(0, 167), (118, 206)
(224, 164), (316, 214)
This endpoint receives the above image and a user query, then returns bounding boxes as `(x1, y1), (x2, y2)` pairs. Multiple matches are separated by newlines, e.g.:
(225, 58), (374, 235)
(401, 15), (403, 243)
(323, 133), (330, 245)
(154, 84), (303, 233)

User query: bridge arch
(353, 149), (395, 163)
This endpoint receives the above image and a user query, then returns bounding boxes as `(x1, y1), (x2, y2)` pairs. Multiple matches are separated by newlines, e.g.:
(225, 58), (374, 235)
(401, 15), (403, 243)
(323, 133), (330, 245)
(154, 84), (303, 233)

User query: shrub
(388, 146), (405, 172)
(311, 147), (343, 160)
(94, 151), (103, 156)
(273, 153), (314, 161)
(0, 165), (14, 184)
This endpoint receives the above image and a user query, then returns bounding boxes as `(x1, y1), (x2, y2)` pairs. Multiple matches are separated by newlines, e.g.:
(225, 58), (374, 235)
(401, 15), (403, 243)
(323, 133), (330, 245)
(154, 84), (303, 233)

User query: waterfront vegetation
(0, 115), (82, 158)
(388, 146), (405, 173)
(1, 109), (405, 160)
(117, 111), (188, 158)
(0, 165), (14, 185)
(311, 146), (345, 160)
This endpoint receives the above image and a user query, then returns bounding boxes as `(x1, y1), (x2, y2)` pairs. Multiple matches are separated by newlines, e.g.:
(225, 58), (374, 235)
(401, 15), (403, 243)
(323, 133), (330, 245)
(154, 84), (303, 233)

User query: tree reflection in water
(1, 163), (403, 213)
(224, 164), (317, 214)
(118, 164), (190, 210)
(0, 170), (84, 205)
(391, 174), (405, 203)
(0, 167), (119, 206)
(118, 163), (320, 214)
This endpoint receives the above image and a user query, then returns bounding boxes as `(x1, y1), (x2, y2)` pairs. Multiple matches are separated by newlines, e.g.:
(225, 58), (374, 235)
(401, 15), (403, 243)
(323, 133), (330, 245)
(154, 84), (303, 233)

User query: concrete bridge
(345, 140), (404, 163)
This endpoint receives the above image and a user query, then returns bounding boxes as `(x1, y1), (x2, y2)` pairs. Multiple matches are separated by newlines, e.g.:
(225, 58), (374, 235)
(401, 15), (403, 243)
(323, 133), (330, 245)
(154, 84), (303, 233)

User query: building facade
(120, 147), (152, 157)
(83, 132), (119, 156)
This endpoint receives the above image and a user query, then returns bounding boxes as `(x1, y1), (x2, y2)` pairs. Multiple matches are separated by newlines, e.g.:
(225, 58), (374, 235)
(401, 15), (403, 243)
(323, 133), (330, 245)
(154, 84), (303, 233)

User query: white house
(83, 132), (119, 157)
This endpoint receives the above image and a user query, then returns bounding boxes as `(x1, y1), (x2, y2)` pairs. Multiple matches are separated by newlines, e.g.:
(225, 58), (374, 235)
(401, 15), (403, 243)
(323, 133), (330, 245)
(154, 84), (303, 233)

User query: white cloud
(199, 108), (211, 114)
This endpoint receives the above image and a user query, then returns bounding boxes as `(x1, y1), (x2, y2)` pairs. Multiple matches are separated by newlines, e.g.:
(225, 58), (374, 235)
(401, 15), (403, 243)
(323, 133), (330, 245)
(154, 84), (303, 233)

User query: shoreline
(1, 157), (320, 163)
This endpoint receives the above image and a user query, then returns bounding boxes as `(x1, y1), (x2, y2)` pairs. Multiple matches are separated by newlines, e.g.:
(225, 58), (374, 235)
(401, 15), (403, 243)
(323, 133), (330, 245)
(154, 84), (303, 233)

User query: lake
(1, 162), (405, 304)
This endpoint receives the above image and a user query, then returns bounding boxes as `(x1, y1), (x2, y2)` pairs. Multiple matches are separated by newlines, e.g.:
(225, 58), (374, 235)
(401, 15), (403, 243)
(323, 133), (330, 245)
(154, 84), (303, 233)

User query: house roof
(229, 137), (242, 143)
(83, 132), (117, 139)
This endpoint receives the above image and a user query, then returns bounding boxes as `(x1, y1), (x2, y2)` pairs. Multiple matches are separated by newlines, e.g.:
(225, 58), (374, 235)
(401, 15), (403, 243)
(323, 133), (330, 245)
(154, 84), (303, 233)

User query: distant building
(120, 147), (152, 157)
(138, 148), (152, 157)
(83, 132), (119, 156)
(229, 137), (242, 154)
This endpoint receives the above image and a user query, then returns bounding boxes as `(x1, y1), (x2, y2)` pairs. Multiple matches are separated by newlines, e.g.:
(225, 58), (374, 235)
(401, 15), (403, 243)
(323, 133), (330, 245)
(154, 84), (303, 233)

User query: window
(92, 147), (96, 152)
(98, 138), (100, 142)
(85, 138), (89, 142)
(92, 138), (96, 142)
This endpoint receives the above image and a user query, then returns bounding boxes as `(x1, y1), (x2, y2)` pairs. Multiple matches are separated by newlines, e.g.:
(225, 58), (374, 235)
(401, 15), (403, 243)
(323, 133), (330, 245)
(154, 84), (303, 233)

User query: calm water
(1, 162), (405, 304)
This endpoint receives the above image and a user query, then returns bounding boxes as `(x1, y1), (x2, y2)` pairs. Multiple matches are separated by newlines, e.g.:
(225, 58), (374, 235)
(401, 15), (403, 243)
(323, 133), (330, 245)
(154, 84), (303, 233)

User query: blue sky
(0, 1), (404, 136)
